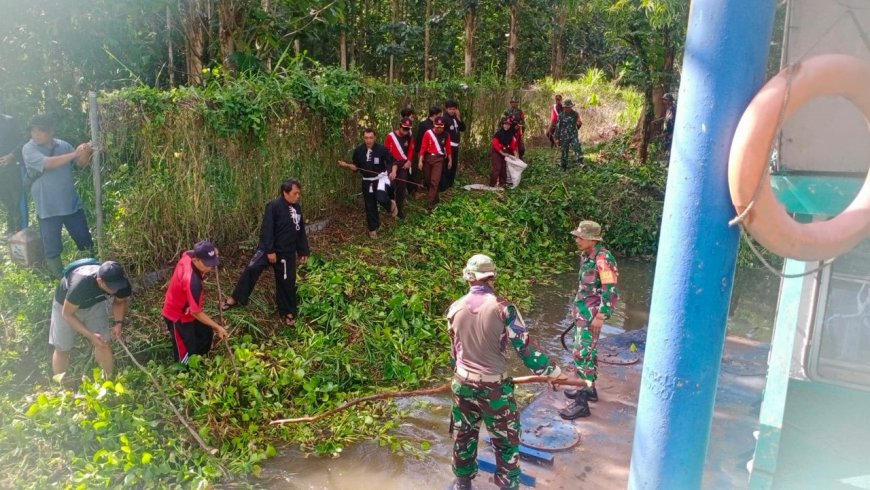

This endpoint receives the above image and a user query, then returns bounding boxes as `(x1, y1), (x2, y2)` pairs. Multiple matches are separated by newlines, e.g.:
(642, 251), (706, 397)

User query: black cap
(98, 261), (130, 292)
(193, 240), (220, 267)
(28, 114), (54, 131)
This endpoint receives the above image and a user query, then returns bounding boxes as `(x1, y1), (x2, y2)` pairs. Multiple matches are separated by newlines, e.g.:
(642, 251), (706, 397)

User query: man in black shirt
(440, 99), (466, 191)
(50, 261), (131, 377)
(0, 113), (24, 236)
(222, 179), (310, 327)
(338, 128), (396, 238)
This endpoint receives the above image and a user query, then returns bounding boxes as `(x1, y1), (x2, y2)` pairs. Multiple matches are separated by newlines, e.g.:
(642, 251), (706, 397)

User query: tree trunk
(463, 6), (477, 77)
(218, 0), (245, 74)
(550, 3), (566, 79)
(167, 5), (175, 87)
(339, 30), (347, 69)
(639, 85), (654, 165)
(424, 0), (432, 81)
(181, 0), (207, 85)
(506, 1), (519, 80)
(261, 0), (272, 72)
(389, 0), (398, 83)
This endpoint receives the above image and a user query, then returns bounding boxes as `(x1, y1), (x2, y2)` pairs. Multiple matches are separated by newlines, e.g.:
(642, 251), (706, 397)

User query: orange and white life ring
(728, 54), (870, 261)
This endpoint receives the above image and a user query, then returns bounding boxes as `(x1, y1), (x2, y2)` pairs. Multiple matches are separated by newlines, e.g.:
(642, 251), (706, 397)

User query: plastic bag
(505, 155), (528, 188)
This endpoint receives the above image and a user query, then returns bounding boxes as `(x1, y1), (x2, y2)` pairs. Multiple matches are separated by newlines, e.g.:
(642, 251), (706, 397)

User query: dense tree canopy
(0, 0), (689, 156)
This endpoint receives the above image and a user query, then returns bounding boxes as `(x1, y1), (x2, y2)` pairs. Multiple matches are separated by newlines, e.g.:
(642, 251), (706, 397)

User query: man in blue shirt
(22, 114), (94, 277)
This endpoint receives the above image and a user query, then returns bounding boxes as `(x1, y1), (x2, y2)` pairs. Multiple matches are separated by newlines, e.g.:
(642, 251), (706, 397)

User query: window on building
(811, 239), (870, 389)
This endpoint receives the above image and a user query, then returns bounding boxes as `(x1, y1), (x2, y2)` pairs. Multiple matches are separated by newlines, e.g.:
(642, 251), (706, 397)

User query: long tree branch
(118, 338), (219, 455)
(270, 375), (591, 425)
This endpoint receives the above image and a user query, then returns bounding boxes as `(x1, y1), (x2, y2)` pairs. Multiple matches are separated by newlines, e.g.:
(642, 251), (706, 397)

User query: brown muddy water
(251, 260), (778, 489)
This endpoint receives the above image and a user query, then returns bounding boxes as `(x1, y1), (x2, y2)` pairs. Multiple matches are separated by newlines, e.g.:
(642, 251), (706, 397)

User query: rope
(740, 228), (835, 279)
(349, 164), (425, 188)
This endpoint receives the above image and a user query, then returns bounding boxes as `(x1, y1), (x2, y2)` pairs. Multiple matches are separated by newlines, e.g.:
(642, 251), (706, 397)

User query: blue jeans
(38, 209), (93, 259)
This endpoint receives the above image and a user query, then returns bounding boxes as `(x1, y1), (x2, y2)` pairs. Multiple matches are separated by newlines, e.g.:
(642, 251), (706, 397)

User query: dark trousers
(231, 249), (298, 317)
(165, 317), (214, 363)
(518, 139), (526, 159)
(39, 209), (94, 259)
(440, 146), (459, 191)
(362, 180), (390, 232)
(393, 167), (410, 218)
(408, 155), (422, 195)
(423, 154), (445, 205)
(0, 165), (22, 234)
(18, 164), (29, 230)
(490, 151), (508, 188)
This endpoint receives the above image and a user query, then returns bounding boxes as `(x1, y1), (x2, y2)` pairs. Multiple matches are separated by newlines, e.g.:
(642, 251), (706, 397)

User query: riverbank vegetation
(0, 140), (666, 487)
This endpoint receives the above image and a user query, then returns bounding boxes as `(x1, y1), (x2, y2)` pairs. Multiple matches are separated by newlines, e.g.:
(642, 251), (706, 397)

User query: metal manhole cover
(520, 412), (580, 450)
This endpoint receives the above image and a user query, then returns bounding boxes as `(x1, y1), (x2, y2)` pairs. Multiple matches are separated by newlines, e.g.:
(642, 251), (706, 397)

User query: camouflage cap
(510, 96), (519, 103)
(463, 254), (497, 281)
(563, 99), (575, 107)
(570, 220), (603, 240)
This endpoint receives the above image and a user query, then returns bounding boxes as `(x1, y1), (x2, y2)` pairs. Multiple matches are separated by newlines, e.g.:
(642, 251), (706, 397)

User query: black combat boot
(564, 385), (597, 402)
(559, 389), (591, 420)
(453, 476), (473, 490)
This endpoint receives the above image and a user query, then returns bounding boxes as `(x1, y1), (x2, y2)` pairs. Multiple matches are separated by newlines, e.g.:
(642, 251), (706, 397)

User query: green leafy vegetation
(0, 142), (665, 487)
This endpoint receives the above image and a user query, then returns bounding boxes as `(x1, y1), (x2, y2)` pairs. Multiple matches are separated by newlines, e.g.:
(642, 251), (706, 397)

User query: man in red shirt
(417, 116), (452, 210)
(385, 117), (415, 219)
(162, 240), (228, 364)
(546, 94), (563, 146)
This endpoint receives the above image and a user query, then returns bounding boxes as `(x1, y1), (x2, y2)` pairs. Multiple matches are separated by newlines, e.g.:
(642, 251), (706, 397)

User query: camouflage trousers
(451, 378), (521, 489)
(573, 303), (599, 381)
(560, 137), (583, 169)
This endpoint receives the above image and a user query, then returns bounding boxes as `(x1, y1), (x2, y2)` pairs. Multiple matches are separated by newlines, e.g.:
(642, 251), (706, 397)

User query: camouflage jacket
(556, 109), (581, 141)
(574, 242), (620, 319)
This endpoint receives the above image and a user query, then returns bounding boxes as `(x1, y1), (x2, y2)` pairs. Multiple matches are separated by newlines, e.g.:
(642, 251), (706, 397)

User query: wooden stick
(214, 264), (240, 379)
(270, 375), (591, 425)
(117, 337), (219, 455)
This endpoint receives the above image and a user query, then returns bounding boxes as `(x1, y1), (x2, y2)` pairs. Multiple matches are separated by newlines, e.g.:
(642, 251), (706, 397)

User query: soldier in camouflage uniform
(448, 254), (567, 490)
(560, 221), (619, 420)
(555, 99), (584, 170)
(503, 96), (526, 158)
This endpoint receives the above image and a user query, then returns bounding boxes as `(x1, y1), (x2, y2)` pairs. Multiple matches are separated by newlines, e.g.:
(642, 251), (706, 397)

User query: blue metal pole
(628, 1), (776, 489)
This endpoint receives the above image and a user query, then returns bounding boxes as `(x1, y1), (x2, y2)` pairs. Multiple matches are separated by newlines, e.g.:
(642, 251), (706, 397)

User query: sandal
(283, 313), (296, 326)
(220, 298), (239, 311)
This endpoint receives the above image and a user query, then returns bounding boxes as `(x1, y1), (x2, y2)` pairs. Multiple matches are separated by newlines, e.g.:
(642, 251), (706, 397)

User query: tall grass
(88, 70), (642, 271)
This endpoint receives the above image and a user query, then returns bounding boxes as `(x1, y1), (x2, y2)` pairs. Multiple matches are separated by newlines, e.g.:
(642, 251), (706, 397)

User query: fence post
(88, 91), (104, 257)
